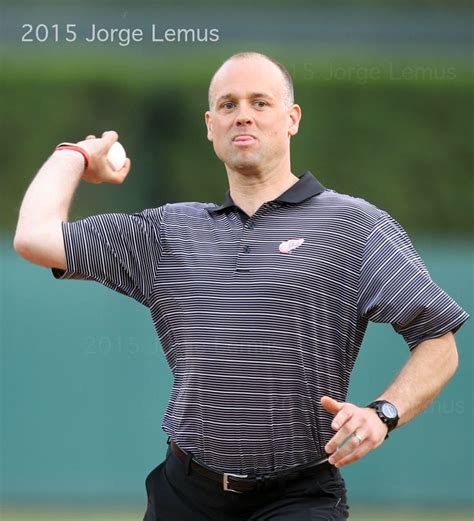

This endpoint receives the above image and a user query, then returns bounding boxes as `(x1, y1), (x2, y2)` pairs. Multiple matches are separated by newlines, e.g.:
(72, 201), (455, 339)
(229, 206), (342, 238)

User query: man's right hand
(75, 130), (131, 185)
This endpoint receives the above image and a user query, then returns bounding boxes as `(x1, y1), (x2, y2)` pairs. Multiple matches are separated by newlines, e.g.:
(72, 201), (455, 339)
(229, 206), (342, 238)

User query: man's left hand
(320, 395), (388, 468)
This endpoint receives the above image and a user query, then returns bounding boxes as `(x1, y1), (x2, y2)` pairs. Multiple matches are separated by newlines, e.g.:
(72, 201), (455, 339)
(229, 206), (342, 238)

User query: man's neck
(226, 169), (299, 217)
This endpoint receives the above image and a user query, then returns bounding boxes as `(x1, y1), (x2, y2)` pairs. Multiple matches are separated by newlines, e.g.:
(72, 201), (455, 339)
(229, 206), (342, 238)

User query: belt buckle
(223, 472), (248, 493)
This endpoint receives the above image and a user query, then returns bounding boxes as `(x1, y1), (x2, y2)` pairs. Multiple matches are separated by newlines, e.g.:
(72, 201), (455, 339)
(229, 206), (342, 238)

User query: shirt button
(246, 222), (254, 229)
(242, 245), (250, 254)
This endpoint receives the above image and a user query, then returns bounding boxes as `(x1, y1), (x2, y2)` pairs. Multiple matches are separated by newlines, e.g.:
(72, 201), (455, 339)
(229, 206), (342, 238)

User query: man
(14, 52), (468, 520)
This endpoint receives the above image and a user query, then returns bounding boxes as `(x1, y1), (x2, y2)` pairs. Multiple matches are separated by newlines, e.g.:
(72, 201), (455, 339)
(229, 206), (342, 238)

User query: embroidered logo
(278, 238), (305, 254)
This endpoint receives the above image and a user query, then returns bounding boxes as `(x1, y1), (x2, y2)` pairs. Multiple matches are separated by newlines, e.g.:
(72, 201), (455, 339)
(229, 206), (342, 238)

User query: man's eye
(222, 102), (235, 110)
(254, 100), (267, 108)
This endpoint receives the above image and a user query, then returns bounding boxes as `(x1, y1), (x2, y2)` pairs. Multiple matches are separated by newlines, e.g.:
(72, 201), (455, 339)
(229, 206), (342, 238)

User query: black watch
(366, 400), (399, 439)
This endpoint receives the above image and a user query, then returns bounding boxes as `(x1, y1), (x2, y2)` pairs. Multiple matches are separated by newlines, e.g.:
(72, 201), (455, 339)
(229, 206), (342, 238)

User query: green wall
(1, 239), (472, 507)
(2, 54), (473, 234)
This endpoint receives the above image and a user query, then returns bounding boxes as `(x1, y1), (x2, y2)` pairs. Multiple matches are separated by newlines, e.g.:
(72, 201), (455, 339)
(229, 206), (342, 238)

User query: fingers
(326, 426), (364, 461)
(330, 405), (353, 431)
(323, 402), (389, 468)
(83, 131), (118, 144)
(322, 397), (372, 468)
(84, 131), (117, 141)
(330, 435), (371, 468)
(325, 413), (359, 454)
(101, 130), (119, 144)
(79, 131), (127, 185)
(109, 157), (131, 184)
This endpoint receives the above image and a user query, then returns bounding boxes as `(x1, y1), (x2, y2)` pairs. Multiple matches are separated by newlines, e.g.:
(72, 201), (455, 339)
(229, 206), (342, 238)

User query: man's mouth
(232, 134), (257, 145)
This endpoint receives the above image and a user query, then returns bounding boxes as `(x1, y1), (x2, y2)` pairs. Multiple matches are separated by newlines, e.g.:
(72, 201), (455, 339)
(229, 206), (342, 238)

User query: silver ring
(353, 431), (363, 444)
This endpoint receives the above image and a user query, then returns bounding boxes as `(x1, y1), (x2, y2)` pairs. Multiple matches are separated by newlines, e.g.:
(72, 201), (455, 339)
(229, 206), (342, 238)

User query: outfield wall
(1, 239), (472, 507)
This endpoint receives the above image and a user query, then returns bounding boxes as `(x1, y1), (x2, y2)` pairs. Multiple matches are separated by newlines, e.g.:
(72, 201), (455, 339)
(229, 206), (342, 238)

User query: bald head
(208, 52), (294, 109)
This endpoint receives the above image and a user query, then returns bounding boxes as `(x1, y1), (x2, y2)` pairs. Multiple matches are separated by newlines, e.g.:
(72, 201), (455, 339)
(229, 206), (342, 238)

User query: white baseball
(106, 141), (127, 171)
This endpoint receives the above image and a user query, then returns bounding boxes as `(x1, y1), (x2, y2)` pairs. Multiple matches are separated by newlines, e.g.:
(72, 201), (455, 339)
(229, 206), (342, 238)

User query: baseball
(106, 141), (127, 171)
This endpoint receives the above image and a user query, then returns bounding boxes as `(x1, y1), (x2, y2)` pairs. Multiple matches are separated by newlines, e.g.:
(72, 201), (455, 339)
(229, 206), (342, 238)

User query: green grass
(1, 508), (473, 521)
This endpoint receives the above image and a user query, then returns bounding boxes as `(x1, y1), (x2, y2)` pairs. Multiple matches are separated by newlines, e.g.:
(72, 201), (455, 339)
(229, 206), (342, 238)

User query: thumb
(320, 395), (345, 415)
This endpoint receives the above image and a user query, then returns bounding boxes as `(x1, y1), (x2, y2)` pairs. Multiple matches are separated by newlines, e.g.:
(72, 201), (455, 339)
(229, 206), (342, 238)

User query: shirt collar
(208, 171), (325, 213)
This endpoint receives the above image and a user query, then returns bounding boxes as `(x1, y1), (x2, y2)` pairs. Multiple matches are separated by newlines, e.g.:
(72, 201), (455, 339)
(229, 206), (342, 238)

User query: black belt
(169, 440), (332, 494)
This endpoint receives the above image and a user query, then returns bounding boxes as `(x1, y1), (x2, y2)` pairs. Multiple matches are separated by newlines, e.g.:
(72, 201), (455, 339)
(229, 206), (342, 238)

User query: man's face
(205, 57), (301, 174)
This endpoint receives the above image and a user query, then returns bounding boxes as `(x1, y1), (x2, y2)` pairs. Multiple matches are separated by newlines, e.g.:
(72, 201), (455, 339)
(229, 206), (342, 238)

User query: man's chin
(226, 152), (262, 172)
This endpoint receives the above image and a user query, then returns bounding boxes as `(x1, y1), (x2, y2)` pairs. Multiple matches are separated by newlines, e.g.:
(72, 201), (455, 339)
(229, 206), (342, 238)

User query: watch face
(382, 402), (398, 419)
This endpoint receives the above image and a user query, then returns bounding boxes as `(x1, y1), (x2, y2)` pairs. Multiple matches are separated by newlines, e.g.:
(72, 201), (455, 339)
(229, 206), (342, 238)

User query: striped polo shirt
(53, 171), (469, 475)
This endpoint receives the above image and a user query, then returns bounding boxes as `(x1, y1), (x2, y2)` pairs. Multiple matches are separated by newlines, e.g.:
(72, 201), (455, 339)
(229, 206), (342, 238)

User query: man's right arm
(13, 131), (131, 270)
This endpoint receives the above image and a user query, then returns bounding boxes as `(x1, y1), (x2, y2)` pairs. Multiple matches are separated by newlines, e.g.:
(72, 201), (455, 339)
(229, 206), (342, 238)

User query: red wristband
(55, 143), (90, 170)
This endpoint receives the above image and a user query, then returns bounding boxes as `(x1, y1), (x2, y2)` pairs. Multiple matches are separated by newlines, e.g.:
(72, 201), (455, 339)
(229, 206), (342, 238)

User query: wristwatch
(366, 400), (399, 438)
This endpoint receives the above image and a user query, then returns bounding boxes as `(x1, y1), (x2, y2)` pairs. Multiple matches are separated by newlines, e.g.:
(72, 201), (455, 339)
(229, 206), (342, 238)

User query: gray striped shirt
(53, 171), (469, 474)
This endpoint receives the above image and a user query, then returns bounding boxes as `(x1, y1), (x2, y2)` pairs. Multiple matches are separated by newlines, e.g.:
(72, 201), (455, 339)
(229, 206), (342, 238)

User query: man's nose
(235, 104), (253, 126)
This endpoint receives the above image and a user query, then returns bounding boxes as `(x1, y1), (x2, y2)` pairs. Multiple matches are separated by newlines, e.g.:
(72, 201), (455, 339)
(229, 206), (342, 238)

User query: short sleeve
(51, 205), (166, 307)
(358, 211), (469, 350)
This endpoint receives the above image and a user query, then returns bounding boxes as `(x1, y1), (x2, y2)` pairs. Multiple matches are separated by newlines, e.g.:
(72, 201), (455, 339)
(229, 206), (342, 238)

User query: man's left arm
(322, 331), (458, 468)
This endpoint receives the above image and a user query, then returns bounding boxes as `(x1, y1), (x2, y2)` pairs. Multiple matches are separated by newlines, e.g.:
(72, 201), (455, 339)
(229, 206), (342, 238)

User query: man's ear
(205, 111), (213, 142)
(288, 104), (302, 137)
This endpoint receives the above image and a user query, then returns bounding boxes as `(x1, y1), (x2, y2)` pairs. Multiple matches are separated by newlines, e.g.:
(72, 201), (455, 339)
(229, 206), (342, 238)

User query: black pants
(143, 446), (350, 520)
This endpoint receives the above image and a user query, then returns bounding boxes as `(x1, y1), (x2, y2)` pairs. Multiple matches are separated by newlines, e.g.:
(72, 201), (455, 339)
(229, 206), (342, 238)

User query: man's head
(205, 52), (301, 175)
(208, 52), (295, 110)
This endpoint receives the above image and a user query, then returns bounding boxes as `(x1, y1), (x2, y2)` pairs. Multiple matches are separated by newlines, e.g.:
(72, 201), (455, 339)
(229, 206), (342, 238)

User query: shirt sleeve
(51, 205), (166, 307)
(358, 211), (469, 350)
